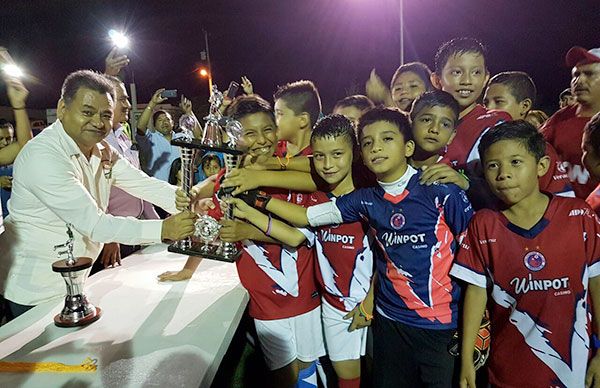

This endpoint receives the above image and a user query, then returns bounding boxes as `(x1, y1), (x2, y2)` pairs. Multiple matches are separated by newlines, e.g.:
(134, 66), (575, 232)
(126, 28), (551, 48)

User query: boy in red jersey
(231, 115), (374, 388)
(483, 71), (574, 197)
(431, 37), (511, 173)
(451, 120), (600, 387)
(541, 46), (600, 199)
(582, 113), (600, 215)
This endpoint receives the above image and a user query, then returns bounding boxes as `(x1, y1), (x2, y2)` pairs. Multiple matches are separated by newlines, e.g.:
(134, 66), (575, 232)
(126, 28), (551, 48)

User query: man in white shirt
(0, 70), (197, 319)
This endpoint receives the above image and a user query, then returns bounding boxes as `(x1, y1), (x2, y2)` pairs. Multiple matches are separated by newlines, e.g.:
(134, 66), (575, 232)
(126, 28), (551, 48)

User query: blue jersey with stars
(335, 170), (473, 329)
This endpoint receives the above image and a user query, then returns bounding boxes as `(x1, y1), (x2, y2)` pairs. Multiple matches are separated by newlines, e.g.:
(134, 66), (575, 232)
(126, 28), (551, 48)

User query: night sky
(1, 0), (598, 115)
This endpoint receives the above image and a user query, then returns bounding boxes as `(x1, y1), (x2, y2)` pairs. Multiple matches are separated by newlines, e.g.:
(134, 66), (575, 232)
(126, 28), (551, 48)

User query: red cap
(565, 46), (600, 67)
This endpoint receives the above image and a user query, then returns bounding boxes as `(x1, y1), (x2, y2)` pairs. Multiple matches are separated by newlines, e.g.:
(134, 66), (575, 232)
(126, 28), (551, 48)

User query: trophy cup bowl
(167, 84), (243, 262)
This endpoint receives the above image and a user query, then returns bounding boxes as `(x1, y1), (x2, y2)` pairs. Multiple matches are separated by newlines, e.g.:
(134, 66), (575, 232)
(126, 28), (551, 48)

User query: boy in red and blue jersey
(451, 120), (600, 387)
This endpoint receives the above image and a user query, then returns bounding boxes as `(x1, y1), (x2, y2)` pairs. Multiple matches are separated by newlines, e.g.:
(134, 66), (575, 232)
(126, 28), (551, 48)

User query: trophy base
(52, 257), (93, 272)
(54, 306), (102, 328)
(168, 243), (241, 263)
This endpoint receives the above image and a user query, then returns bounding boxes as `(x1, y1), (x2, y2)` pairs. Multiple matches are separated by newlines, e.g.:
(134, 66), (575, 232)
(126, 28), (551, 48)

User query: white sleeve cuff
(589, 261), (600, 278)
(450, 263), (488, 288)
(307, 201), (343, 227)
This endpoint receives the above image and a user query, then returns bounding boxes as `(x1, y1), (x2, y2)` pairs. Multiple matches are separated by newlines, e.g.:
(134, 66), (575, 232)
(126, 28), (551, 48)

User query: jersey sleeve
(443, 185), (474, 238)
(583, 210), (600, 278)
(334, 188), (370, 224)
(449, 214), (490, 289)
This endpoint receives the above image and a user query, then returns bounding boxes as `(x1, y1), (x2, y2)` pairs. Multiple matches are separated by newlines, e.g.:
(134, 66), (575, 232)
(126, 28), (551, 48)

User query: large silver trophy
(168, 85), (243, 262)
(51, 224), (102, 327)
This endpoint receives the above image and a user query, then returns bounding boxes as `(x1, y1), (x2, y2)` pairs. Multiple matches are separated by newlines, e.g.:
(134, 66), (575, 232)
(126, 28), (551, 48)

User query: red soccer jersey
(540, 142), (574, 196)
(310, 191), (374, 312)
(541, 104), (595, 199)
(275, 140), (312, 158)
(443, 105), (511, 171)
(451, 196), (600, 388)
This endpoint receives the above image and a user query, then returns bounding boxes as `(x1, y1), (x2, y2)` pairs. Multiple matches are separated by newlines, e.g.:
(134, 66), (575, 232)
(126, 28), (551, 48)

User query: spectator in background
(559, 87), (576, 109)
(541, 46), (600, 199)
(332, 94), (374, 131)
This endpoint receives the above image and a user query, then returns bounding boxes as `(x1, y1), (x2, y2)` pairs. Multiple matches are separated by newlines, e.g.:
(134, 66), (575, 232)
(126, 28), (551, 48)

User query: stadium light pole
(399, 0), (404, 65)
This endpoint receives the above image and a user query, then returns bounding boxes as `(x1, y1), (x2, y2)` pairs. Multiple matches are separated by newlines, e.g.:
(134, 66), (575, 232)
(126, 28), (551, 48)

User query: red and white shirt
(450, 196), (600, 387)
(541, 104), (596, 199)
(310, 191), (374, 312)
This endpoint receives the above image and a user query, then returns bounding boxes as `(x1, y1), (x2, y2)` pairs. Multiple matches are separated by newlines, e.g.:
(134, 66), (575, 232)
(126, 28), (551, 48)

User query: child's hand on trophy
(227, 198), (253, 220)
(175, 188), (191, 211)
(221, 168), (263, 196)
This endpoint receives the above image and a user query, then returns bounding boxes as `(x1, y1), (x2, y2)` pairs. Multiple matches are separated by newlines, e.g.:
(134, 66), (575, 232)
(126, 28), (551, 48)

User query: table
(0, 244), (248, 387)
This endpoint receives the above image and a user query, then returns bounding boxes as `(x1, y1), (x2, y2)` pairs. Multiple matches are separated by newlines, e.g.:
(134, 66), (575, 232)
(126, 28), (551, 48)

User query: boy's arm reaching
(157, 256), (202, 282)
(459, 284), (488, 388)
(226, 198), (308, 247)
(221, 168), (317, 196)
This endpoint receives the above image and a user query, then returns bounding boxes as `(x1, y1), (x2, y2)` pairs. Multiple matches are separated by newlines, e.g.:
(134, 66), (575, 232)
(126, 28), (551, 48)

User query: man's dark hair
(479, 120), (546, 162)
(152, 110), (170, 127)
(273, 80), (322, 127)
(333, 95), (374, 113)
(61, 70), (115, 106)
(434, 37), (488, 75)
(311, 114), (358, 150)
(489, 71), (537, 105)
(584, 112), (600, 153)
(409, 90), (459, 124)
(559, 88), (573, 99)
(229, 94), (275, 122)
(390, 62), (434, 90)
(0, 119), (14, 131)
(357, 107), (412, 142)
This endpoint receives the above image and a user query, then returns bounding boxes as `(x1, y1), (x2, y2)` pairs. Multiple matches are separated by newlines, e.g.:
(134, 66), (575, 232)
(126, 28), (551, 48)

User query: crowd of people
(1, 38), (600, 388)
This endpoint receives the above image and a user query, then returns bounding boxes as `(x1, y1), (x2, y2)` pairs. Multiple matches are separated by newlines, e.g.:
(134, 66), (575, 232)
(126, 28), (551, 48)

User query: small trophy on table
(51, 223), (101, 327)
(168, 85), (244, 262)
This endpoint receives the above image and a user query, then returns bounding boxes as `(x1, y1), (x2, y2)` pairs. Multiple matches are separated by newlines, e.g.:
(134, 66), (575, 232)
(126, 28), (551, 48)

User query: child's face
(203, 160), (221, 177)
(238, 112), (277, 158)
(333, 106), (363, 128)
(581, 130), (600, 180)
(484, 83), (528, 120)
(274, 99), (303, 142)
(312, 136), (354, 187)
(482, 139), (549, 206)
(412, 105), (457, 155)
(439, 52), (489, 111)
(391, 71), (428, 112)
(360, 121), (414, 182)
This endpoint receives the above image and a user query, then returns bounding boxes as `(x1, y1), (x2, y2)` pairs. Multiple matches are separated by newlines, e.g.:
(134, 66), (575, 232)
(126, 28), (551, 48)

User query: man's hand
(219, 219), (255, 242)
(161, 211), (198, 241)
(100, 242), (121, 268)
(221, 168), (264, 196)
(6, 78), (28, 109)
(365, 69), (390, 103)
(104, 47), (130, 76)
(175, 188), (191, 211)
(343, 305), (372, 332)
(586, 354), (600, 387)
(419, 163), (470, 190)
(241, 76), (253, 95)
(179, 95), (193, 115)
(459, 362), (477, 388)
(157, 268), (194, 282)
(176, 175), (218, 211)
(149, 88), (168, 108)
(0, 176), (12, 189)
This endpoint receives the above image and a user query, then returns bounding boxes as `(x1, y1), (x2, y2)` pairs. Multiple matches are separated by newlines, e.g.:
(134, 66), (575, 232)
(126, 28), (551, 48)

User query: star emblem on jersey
(523, 251), (546, 272)
(390, 212), (406, 230)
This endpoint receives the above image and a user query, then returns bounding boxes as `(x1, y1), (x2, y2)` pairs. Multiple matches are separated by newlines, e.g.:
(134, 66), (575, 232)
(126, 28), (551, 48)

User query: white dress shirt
(0, 120), (178, 305)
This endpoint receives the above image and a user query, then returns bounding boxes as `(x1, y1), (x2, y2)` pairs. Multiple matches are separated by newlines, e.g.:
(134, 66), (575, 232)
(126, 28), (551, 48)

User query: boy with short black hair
(484, 71), (536, 120)
(246, 106), (473, 387)
(582, 112), (600, 214)
(333, 95), (375, 130)
(483, 71), (574, 197)
(431, 37), (511, 172)
(451, 120), (600, 387)
(273, 80), (322, 158)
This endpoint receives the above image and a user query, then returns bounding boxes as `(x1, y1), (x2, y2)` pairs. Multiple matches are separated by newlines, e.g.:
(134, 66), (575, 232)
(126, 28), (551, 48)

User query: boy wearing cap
(541, 46), (600, 199)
